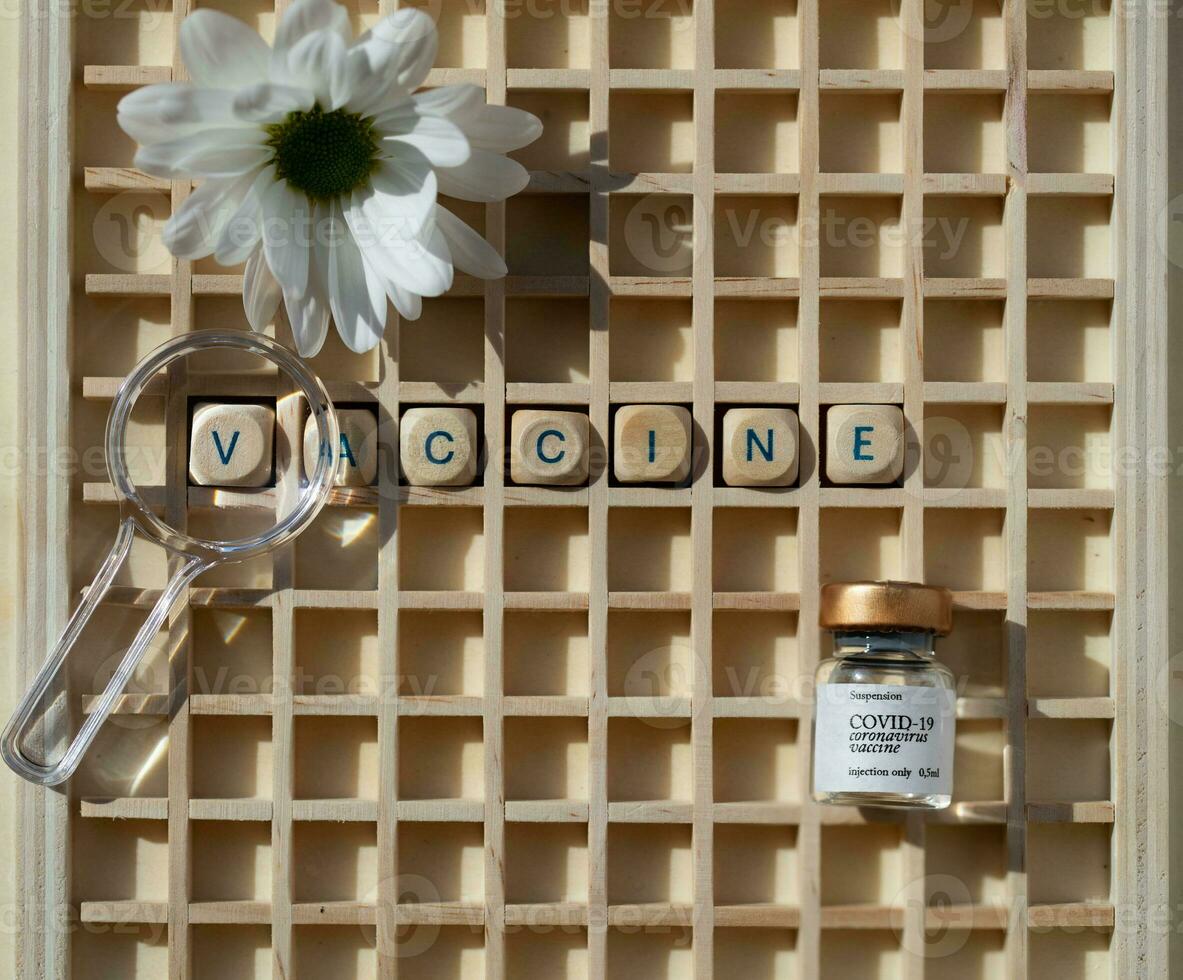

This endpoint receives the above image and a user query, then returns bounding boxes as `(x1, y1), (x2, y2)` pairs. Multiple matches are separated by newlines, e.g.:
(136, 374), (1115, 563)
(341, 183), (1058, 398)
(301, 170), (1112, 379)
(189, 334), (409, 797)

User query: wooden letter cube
(826, 404), (905, 485)
(400, 407), (478, 487)
(510, 410), (590, 486)
(303, 408), (379, 487)
(722, 407), (799, 487)
(613, 405), (692, 484)
(188, 402), (274, 487)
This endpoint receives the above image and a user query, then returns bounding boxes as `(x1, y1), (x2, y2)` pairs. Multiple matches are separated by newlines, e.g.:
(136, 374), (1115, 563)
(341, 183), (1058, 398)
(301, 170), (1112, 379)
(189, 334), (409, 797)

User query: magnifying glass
(1, 330), (339, 787)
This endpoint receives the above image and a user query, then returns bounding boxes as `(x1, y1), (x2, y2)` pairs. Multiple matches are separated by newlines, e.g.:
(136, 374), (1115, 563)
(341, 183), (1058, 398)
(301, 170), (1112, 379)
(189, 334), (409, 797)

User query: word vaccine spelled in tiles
(187, 402), (914, 491)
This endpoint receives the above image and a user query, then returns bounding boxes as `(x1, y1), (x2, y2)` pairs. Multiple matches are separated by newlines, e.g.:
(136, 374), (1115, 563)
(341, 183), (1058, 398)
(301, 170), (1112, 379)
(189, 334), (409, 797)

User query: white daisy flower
(117, 0), (542, 356)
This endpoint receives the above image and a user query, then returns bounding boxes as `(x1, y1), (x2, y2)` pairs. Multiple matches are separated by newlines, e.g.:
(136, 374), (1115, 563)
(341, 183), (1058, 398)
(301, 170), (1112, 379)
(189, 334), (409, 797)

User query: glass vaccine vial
(812, 581), (956, 810)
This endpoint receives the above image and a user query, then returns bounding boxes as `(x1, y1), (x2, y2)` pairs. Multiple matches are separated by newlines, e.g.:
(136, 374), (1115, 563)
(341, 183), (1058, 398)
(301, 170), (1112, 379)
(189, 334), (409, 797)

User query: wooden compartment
(399, 822), (485, 903)
(610, 299), (694, 383)
(820, 299), (902, 382)
(192, 926), (271, 979)
(716, 0), (799, 69)
(713, 611), (799, 699)
(715, 299), (799, 382)
(610, 91), (695, 174)
(507, 822), (589, 903)
(819, 195), (904, 278)
(925, 93), (1006, 174)
(715, 195), (799, 277)
(716, 92), (799, 174)
(504, 611), (588, 696)
(923, 0), (1005, 70)
(506, 0), (589, 69)
(821, 824), (904, 905)
(607, 823), (693, 903)
(924, 299), (1006, 382)
(504, 507), (590, 592)
(819, 93), (902, 173)
(818, 0), (902, 69)
(508, 297), (591, 383)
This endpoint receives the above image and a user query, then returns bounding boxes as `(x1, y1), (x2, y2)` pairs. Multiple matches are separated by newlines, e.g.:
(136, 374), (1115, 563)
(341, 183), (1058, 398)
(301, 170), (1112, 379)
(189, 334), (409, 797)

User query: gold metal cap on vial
(819, 581), (953, 636)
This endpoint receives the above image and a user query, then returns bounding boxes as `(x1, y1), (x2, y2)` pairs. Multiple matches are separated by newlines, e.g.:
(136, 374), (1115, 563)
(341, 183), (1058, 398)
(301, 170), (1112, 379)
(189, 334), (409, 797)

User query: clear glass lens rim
(105, 330), (340, 562)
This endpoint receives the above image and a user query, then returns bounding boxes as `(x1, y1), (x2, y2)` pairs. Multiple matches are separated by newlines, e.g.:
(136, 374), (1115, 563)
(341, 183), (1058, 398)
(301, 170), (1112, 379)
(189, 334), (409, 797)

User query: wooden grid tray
(13, 0), (1173, 977)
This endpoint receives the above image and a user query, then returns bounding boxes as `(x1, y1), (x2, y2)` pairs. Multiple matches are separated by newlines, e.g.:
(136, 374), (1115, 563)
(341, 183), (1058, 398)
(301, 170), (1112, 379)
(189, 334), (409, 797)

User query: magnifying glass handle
(1, 517), (208, 786)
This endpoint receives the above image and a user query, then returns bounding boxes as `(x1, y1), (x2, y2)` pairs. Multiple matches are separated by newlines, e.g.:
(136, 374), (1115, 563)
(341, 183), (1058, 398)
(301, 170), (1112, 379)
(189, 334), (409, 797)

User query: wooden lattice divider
(482, 3), (508, 977)
(899, 1), (926, 975)
(587, 3), (611, 977)
(1003, 0), (1029, 976)
(374, 10), (401, 980)
(14, 0), (1176, 977)
(166, 0), (195, 975)
(690, 0), (715, 975)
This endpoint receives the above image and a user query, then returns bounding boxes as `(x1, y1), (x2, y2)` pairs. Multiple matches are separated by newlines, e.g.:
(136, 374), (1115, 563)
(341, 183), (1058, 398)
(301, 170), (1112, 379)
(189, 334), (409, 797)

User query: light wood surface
(7, 0), (1178, 977)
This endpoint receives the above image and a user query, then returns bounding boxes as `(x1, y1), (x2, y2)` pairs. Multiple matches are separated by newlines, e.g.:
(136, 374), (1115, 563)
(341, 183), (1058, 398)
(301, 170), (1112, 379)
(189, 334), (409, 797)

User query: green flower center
(265, 104), (380, 202)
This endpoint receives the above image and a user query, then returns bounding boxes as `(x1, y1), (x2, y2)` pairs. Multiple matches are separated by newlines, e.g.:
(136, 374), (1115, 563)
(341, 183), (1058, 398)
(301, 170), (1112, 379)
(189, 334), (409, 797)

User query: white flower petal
(243, 247), (282, 332)
(232, 82), (315, 123)
(162, 172), (254, 260)
(213, 165), (276, 266)
(458, 104), (543, 153)
(344, 9), (438, 115)
(412, 83), (482, 119)
(273, 0), (351, 63)
(436, 150), (529, 203)
(413, 84), (543, 152)
(360, 156), (437, 239)
(381, 115), (470, 168)
(284, 284), (331, 357)
(326, 201), (387, 352)
(386, 278), (422, 320)
(345, 190), (451, 299)
(134, 128), (271, 179)
(434, 204), (506, 280)
(284, 29), (347, 106)
(117, 84), (242, 145)
(179, 10), (271, 90)
(262, 179), (311, 299)
(286, 200), (331, 358)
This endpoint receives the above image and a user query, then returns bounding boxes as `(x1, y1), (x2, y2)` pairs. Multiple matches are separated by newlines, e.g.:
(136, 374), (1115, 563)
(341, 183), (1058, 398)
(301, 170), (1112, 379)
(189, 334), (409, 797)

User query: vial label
(813, 684), (955, 797)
